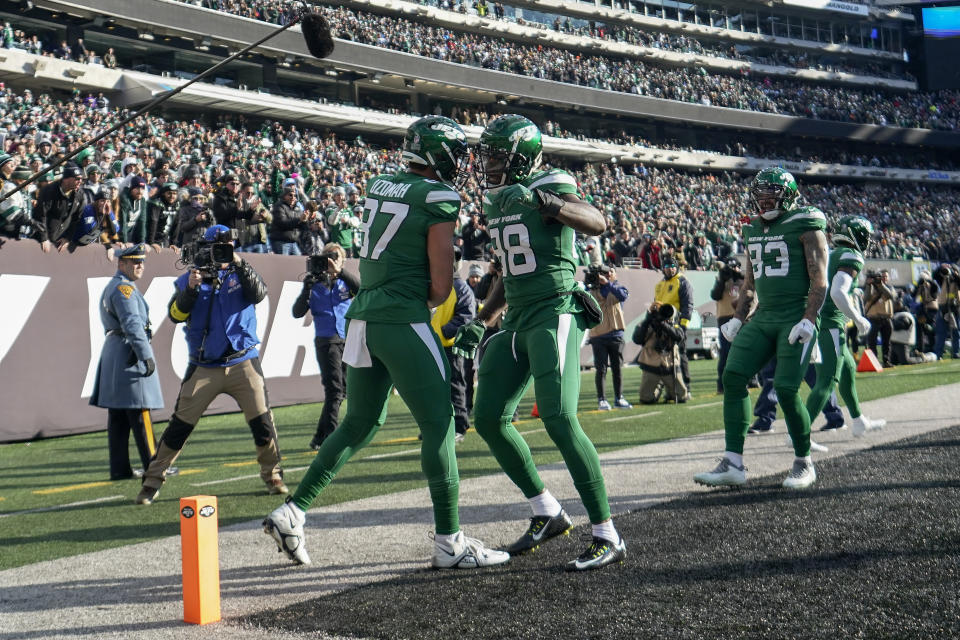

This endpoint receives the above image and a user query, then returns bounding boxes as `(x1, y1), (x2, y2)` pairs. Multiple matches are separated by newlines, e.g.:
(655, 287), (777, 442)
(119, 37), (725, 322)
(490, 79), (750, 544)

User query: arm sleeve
(338, 269), (361, 295)
(678, 278), (693, 319)
(236, 259), (268, 304)
(603, 281), (629, 302)
(292, 285), (311, 319)
(830, 271), (865, 322)
(168, 277), (198, 323)
(632, 317), (650, 345)
(710, 276), (725, 301)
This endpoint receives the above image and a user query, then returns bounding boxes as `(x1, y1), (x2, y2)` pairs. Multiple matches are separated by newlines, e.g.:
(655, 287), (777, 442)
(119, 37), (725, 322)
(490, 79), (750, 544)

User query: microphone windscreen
(301, 12), (335, 59)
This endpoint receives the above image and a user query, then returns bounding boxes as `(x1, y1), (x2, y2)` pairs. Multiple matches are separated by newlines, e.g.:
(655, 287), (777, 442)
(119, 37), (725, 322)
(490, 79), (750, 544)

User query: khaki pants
(639, 370), (687, 403)
(143, 358), (281, 489)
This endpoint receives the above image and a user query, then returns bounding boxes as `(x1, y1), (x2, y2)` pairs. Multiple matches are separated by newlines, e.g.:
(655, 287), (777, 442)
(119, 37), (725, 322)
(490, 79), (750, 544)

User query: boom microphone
(301, 12), (336, 59)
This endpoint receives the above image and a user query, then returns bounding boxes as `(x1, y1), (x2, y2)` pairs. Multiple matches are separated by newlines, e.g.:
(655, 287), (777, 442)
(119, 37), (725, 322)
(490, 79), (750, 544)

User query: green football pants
(473, 313), (611, 524)
(723, 319), (817, 457)
(806, 326), (862, 421)
(292, 321), (460, 534)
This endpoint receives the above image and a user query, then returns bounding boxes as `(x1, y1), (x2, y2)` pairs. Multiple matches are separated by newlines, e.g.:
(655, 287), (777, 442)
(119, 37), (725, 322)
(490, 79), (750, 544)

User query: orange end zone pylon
(180, 496), (221, 625)
(857, 348), (883, 373)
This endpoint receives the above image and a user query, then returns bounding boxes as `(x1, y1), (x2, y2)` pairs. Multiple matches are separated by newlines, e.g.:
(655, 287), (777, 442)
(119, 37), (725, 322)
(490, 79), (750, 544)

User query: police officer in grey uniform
(90, 244), (165, 480)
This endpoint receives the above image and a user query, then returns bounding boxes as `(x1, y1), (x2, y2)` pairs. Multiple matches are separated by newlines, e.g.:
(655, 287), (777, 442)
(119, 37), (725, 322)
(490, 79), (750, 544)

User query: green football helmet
(832, 215), (874, 253)
(750, 167), (800, 220)
(402, 116), (469, 187)
(476, 114), (543, 188)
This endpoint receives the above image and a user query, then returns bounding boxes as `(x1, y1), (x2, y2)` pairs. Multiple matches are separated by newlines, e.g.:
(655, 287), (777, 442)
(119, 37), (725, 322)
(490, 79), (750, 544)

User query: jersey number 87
(359, 197), (409, 260)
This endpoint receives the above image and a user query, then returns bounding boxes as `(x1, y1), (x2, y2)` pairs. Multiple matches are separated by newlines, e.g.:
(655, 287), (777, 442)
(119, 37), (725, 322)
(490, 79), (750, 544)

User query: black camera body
(306, 250), (340, 287)
(181, 228), (238, 283)
(584, 264), (611, 288)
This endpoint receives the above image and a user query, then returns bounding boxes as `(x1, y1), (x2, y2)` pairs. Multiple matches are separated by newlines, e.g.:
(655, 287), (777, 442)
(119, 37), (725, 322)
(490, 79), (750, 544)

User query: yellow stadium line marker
(0, 496), (5, 502)
(33, 481), (113, 495)
(176, 469), (207, 476)
(376, 436), (421, 445)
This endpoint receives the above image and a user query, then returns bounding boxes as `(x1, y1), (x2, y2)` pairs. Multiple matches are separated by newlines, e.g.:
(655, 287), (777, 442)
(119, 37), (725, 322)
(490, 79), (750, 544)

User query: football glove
(452, 319), (485, 359)
(142, 358), (156, 377)
(788, 318), (816, 345)
(854, 316), (871, 336)
(488, 184), (538, 213)
(721, 317), (742, 342)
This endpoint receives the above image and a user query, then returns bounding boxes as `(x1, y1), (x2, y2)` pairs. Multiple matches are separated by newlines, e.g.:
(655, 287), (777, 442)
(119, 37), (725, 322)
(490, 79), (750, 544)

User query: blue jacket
(168, 260), (267, 367)
(90, 272), (164, 409)
(292, 269), (359, 339)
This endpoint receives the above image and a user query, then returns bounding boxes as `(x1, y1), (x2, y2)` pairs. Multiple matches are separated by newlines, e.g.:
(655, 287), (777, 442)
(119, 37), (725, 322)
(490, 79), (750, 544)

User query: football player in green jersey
(265, 116), (509, 570)
(805, 215), (886, 436)
(453, 115), (625, 571)
(694, 167), (829, 490)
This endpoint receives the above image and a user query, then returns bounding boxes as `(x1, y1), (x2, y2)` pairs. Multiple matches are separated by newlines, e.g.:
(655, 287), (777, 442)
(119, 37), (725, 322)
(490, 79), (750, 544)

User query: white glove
(854, 316), (872, 336)
(788, 318), (816, 344)
(721, 317), (742, 342)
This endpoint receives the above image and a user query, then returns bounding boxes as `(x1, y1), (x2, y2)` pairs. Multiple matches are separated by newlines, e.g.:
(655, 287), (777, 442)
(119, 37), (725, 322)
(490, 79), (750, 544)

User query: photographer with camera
(632, 302), (687, 403)
(933, 263), (960, 360)
(293, 244), (359, 450)
(654, 255), (693, 392)
(912, 268), (940, 353)
(711, 258), (746, 394)
(136, 224), (287, 505)
(864, 269), (896, 367)
(585, 264), (631, 410)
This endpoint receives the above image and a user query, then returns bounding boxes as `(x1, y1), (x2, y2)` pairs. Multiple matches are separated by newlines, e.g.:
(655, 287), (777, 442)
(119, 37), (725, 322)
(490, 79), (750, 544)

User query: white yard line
(0, 495), (125, 519)
(603, 411), (662, 422)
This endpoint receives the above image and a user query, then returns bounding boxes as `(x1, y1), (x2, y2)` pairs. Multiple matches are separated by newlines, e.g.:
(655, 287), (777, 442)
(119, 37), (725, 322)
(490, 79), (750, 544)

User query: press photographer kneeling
(293, 244), (359, 450)
(632, 302), (687, 404)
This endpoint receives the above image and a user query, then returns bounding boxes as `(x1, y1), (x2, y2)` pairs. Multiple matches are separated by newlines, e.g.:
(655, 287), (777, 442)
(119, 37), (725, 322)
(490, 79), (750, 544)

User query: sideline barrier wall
(1, 242), (920, 441)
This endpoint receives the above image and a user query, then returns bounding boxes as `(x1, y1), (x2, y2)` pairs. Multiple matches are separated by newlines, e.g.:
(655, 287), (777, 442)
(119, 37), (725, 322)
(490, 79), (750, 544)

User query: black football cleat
(505, 510), (574, 555)
(565, 535), (627, 571)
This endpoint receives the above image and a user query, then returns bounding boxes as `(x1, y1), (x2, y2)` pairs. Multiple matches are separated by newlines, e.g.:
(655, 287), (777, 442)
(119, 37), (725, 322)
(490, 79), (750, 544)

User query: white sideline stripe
(603, 411), (662, 422)
(191, 466), (310, 487)
(687, 401), (723, 409)
(366, 448), (421, 460)
(0, 495), (124, 519)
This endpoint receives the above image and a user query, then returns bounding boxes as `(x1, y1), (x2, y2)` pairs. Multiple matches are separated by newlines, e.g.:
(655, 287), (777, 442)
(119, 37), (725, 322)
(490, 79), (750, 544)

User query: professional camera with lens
(718, 258), (742, 281)
(583, 264), (612, 289)
(180, 228), (238, 283)
(649, 303), (681, 352)
(306, 249), (340, 287)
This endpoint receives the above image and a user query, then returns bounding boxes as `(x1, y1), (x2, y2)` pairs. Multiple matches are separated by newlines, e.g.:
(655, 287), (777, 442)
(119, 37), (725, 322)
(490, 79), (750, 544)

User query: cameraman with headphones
(293, 243), (359, 450)
(136, 224), (287, 505)
(586, 264), (631, 410)
(632, 302), (687, 403)
(711, 258), (746, 394)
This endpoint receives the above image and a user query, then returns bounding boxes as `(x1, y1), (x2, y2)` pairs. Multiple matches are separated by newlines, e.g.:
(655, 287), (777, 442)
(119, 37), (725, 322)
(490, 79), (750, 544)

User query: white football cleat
(785, 435), (828, 453)
(263, 501), (311, 565)
(432, 531), (510, 569)
(694, 457), (746, 487)
(782, 459), (817, 490)
(852, 415), (885, 437)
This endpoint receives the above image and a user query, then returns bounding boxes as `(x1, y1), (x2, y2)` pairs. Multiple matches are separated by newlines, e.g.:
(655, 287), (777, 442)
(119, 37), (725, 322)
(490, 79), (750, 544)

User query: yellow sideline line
(33, 481), (113, 495)
(176, 469), (207, 476)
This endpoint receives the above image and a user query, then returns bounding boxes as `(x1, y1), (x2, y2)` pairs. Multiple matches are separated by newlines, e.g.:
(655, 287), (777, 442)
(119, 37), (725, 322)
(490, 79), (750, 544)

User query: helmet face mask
(476, 114), (543, 188)
(403, 116), (469, 188)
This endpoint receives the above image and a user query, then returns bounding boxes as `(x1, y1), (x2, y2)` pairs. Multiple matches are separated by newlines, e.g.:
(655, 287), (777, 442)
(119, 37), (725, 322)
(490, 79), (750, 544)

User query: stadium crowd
(175, 1), (959, 130)
(1, 86), (958, 267)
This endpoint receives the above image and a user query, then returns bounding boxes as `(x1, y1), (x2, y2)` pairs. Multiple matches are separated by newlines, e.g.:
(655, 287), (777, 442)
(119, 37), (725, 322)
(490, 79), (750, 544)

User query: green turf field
(2, 357), (958, 570)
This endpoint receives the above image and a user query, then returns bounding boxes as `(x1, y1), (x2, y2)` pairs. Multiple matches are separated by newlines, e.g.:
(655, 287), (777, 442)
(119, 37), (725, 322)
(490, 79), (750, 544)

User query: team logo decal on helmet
(402, 116), (469, 188)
